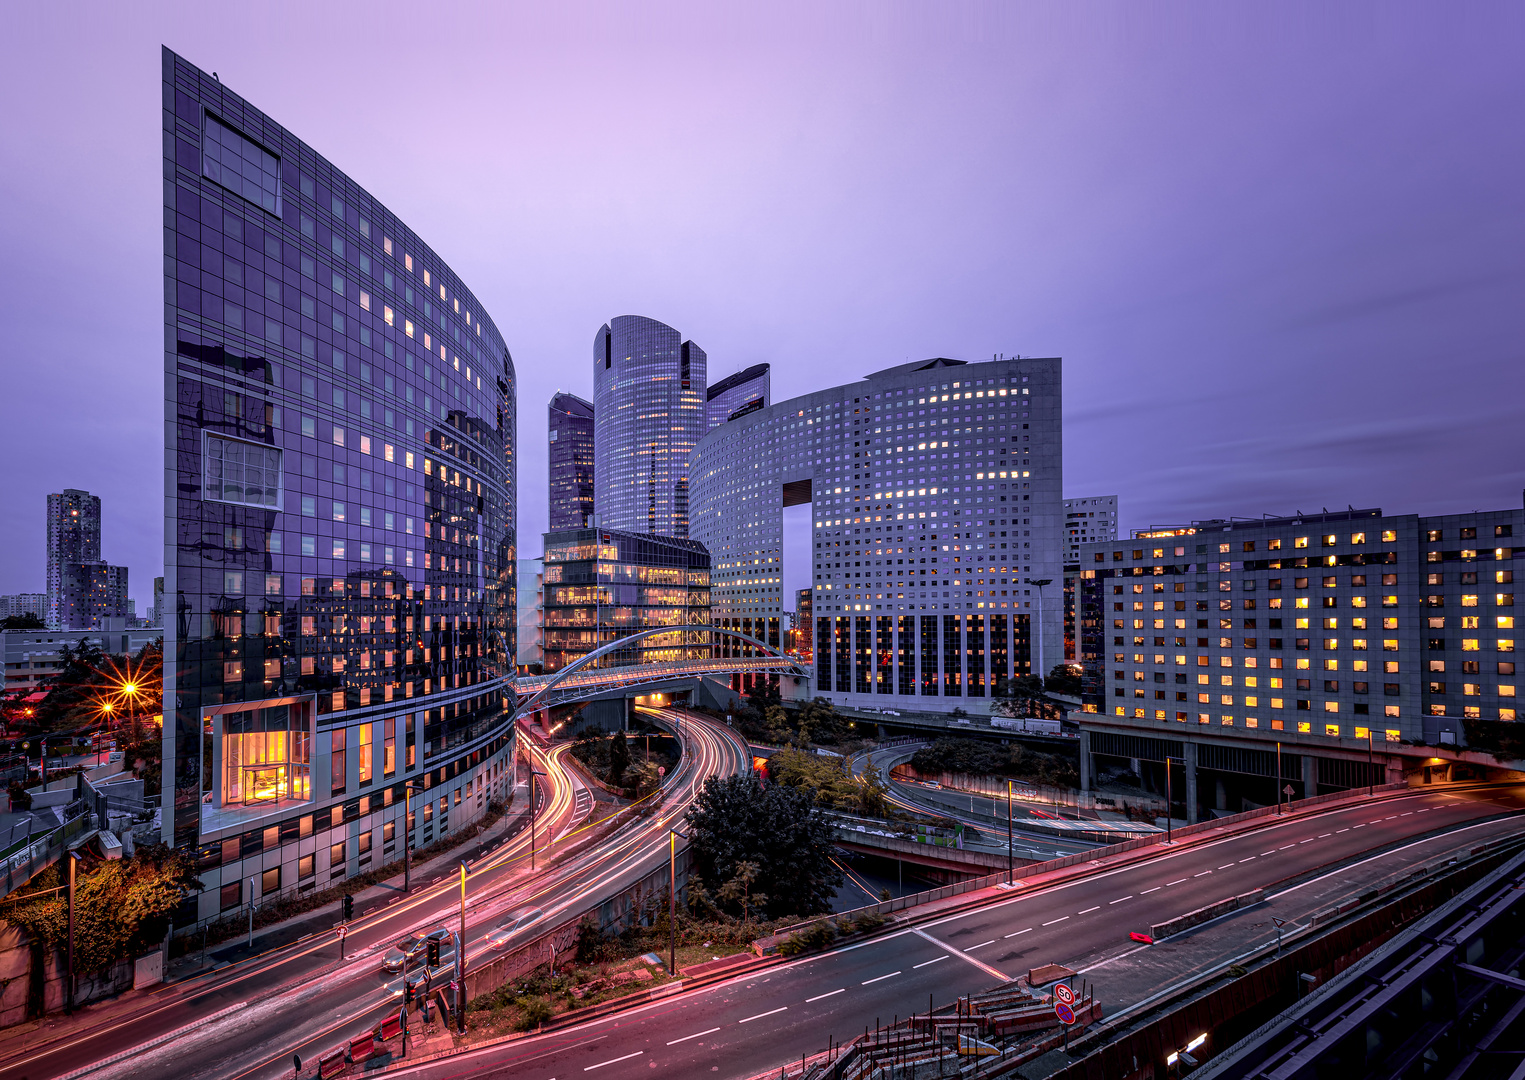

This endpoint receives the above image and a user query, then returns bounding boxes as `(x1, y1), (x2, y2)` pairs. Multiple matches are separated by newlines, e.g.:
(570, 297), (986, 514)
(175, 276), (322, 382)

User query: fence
(0, 812), (93, 899)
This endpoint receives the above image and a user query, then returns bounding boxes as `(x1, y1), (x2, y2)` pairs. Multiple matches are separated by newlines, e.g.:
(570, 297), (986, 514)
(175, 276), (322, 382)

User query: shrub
(515, 996), (554, 1031)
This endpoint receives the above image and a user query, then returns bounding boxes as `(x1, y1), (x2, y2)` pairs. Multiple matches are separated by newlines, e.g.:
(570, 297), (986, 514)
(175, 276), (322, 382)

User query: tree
(1, 613), (44, 630)
(1046, 664), (1083, 697)
(607, 730), (631, 788)
(4, 845), (201, 974)
(686, 774), (843, 918)
(715, 860), (765, 923)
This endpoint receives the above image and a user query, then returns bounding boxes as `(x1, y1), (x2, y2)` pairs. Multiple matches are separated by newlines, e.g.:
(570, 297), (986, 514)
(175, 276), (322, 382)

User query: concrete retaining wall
(1151, 889), (1265, 940)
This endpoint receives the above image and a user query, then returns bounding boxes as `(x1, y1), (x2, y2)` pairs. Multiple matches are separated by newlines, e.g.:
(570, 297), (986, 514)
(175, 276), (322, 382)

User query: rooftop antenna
(213, 72), (219, 81)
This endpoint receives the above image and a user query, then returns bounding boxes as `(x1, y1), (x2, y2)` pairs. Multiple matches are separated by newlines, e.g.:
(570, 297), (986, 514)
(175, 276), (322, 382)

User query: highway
(373, 783), (1525, 1080)
(3, 709), (750, 1080)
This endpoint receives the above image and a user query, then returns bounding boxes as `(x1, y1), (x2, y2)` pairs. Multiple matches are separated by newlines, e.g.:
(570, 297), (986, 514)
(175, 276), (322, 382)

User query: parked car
(381, 927), (453, 973)
(484, 908), (544, 950)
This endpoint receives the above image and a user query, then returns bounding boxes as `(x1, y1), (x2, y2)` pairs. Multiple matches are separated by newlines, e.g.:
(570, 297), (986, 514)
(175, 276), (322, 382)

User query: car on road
(484, 908), (544, 950)
(381, 927), (453, 973)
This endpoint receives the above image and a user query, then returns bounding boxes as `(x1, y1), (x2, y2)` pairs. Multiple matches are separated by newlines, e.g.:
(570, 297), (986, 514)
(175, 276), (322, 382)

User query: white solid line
(667, 1028), (721, 1045)
(1004, 928), (1032, 938)
(1043, 917), (1070, 926)
(586, 1051), (644, 1070)
(862, 971), (902, 985)
(739, 1006), (789, 1023)
(1166, 878), (1188, 887)
(1141, 887), (1162, 894)
(1109, 896), (1133, 904)
(1078, 906), (1100, 914)
(806, 989), (846, 1002)
(966, 939), (996, 950)
(1194, 871), (1213, 878)
(913, 956), (950, 968)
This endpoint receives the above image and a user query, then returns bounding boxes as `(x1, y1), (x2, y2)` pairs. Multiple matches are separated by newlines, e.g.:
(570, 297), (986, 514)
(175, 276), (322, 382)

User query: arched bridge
(512, 625), (809, 718)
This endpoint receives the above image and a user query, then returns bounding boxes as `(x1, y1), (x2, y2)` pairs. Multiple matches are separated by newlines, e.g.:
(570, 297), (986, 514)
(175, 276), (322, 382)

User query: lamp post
(1276, 743), (1283, 815)
(528, 767), (548, 869)
(1023, 578), (1053, 683)
(403, 781), (421, 893)
(1006, 779), (1014, 884)
(65, 851), (81, 1014)
(668, 828), (688, 974)
(1163, 757), (1173, 844)
(457, 860), (470, 1034)
(1367, 727), (1374, 797)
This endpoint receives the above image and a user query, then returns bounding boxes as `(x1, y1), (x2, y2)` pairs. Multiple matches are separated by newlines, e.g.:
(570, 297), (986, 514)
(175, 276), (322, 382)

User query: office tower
(547, 392), (595, 529)
(47, 489), (102, 628)
(692, 356), (1063, 711)
(59, 561), (130, 629)
(1063, 495), (1118, 661)
(707, 363), (770, 430)
(517, 556), (543, 667)
(539, 527), (710, 673)
(1075, 506), (1522, 822)
(793, 587), (813, 659)
(161, 49), (516, 919)
(592, 316), (706, 537)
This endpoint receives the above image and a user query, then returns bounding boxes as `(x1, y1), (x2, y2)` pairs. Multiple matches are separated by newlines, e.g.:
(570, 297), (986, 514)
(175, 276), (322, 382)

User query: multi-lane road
(377, 783), (1525, 1080)
(3, 709), (750, 1080)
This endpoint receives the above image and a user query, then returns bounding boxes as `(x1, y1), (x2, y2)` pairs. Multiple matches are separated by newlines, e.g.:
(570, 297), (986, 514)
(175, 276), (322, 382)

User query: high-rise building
(547, 392), (595, 529)
(152, 575), (165, 627)
(539, 526), (710, 673)
(1075, 505), (1523, 821)
(692, 356), (1063, 712)
(47, 489), (101, 628)
(0, 594), (47, 622)
(59, 561), (130, 630)
(792, 586), (813, 660)
(1063, 495), (1118, 661)
(593, 316), (707, 538)
(707, 363), (770, 430)
(161, 49), (516, 920)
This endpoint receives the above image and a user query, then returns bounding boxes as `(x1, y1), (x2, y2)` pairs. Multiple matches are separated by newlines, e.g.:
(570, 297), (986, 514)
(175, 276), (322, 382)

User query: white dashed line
(1261, 851), (1277, 856)
(1194, 871), (1213, 877)
(668, 1028), (721, 1045)
(1299, 839), (1314, 844)
(1004, 929), (1031, 938)
(1078, 907), (1100, 915)
(1239, 857), (1255, 863)
(1336, 828), (1350, 833)
(1318, 833), (1332, 838)
(1280, 844), (1296, 850)
(1142, 887), (1162, 894)
(740, 1007), (789, 1023)
(913, 956), (949, 969)
(1353, 824), (1366, 829)
(862, 971), (902, 985)
(1166, 879), (1188, 887)
(587, 1051), (644, 1070)
(1043, 917), (1070, 926)
(967, 940), (996, 951)
(1109, 896), (1133, 905)
(1218, 864), (1236, 870)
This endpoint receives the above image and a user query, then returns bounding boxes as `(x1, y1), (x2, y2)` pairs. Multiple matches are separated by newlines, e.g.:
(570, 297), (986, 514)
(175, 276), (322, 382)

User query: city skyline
(2, 4), (1522, 617)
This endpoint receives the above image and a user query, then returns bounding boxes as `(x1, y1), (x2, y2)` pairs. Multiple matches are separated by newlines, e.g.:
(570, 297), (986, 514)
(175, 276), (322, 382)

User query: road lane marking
(586, 1051), (644, 1070)
(1194, 871), (1213, 878)
(913, 956), (949, 968)
(862, 970), (902, 985)
(806, 989), (846, 1002)
(1142, 887), (1162, 894)
(667, 1028), (721, 1045)
(1280, 844), (1296, 850)
(1239, 858), (1255, 863)
(1218, 864), (1236, 870)
(1109, 896), (1133, 904)
(1078, 907), (1101, 915)
(1004, 929), (1031, 938)
(739, 1006), (789, 1024)
(1337, 828), (1350, 833)
(966, 940), (996, 950)
(1300, 839), (1314, 844)
(1043, 917), (1070, 926)
(1166, 879), (1188, 887)
(1353, 823), (1366, 828)
(912, 927), (1008, 981)
(1262, 850), (1277, 856)
(1318, 833), (1332, 838)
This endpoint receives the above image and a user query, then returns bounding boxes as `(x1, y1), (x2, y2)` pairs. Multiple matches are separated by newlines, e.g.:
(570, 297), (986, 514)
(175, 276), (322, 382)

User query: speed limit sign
(1054, 983), (1075, 1006)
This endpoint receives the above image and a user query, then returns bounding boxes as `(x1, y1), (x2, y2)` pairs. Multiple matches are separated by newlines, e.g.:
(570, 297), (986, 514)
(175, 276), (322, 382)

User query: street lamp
(1023, 578), (1053, 683)
(528, 767), (548, 869)
(1163, 756), (1174, 844)
(1006, 779), (1014, 884)
(403, 782), (420, 893)
(668, 828), (688, 974)
(65, 851), (82, 1014)
(457, 860), (471, 1034)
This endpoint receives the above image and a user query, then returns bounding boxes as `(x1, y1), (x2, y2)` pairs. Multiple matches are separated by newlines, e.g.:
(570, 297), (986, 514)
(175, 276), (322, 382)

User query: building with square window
(707, 363), (770, 430)
(691, 355), (1063, 711)
(1063, 494), (1118, 661)
(547, 391), (595, 529)
(161, 49), (516, 922)
(1074, 506), (1522, 822)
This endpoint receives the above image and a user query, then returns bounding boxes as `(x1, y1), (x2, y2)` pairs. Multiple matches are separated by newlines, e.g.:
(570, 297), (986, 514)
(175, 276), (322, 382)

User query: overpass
(511, 624), (809, 719)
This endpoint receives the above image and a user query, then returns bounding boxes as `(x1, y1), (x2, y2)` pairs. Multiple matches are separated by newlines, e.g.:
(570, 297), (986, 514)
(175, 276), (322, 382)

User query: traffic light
(427, 938), (440, 967)
(342, 894), (354, 920)
(404, 980), (413, 1004)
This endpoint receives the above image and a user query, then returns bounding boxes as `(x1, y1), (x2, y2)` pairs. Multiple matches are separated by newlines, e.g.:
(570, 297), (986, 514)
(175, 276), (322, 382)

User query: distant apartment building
(0, 594), (47, 622)
(1063, 495), (1118, 661)
(548, 392), (595, 529)
(539, 526), (710, 674)
(517, 557), (543, 668)
(1074, 505), (1523, 822)
(150, 576), (165, 627)
(707, 363), (770, 430)
(791, 587), (813, 659)
(4, 627), (163, 697)
(593, 316), (707, 537)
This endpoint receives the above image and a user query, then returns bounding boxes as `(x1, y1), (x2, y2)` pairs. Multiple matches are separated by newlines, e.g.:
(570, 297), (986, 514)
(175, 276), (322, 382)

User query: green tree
(607, 730), (631, 787)
(715, 860), (765, 923)
(686, 774), (843, 918)
(0, 613), (44, 630)
(1046, 664), (1083, 697)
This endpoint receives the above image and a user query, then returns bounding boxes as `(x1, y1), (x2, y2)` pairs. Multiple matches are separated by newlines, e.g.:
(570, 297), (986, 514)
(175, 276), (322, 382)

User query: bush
(777, 920), (837, 956)
(514, 996), (554, 1031)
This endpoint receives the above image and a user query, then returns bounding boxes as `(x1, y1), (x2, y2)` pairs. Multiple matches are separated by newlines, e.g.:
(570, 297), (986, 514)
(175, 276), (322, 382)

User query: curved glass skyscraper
(593, 316), (706, 537)
(162, 49), (516, 921)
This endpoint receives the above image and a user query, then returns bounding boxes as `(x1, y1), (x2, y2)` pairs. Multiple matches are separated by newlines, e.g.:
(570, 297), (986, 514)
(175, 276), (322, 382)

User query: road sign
(1054, 1001), (1076, 1025)
(337, 924), (347, 937)
(1054, 983), (1075, 1006)
(1283, 785), (1295, 796)
(1273, 917), (1286, 928)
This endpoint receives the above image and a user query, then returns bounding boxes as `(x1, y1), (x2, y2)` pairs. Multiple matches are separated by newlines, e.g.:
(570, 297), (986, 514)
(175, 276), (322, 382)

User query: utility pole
(529, 768), (548, 869)
(1006, 779), (1013, 884)
(669, 828), (688, 973)
(1164, 757), (1173, 844)
(247, 876), (255, 949)
(65, 851), (81, 1014)
(1023, 578), (1053, 683)
(1276, 743), (1282, 815)
(1367, 728), (1374, 796)
(404, 782), (417, 893)
(457, 859), (470, 1034)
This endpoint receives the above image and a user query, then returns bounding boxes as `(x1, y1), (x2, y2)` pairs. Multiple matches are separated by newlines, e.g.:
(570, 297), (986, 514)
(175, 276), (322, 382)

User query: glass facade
(540, 527), (710, 673)
(548, 392), (595, 529)
(162, 49), (517, 915)
(706, 363), (770, 430)
(593, 316), (707, 537)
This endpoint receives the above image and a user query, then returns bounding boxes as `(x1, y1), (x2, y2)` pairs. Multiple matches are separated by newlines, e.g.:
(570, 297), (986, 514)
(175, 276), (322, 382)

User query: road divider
(1150, 888), (1266, 941)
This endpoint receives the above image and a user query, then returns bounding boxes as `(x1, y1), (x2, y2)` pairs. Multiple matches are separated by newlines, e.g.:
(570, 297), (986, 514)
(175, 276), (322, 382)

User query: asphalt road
(3, 710), (750, 1080)
(378, 783), (1525, 1080)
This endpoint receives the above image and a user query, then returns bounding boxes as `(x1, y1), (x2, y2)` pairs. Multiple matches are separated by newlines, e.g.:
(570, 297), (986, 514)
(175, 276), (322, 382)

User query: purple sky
(2, 3), (1522, 614)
